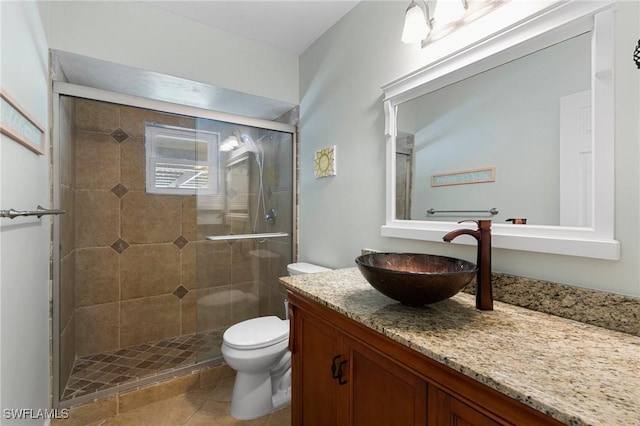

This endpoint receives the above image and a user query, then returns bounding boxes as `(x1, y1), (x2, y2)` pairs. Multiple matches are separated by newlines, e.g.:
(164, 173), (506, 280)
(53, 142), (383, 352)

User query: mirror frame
(381, 1), (619, 260)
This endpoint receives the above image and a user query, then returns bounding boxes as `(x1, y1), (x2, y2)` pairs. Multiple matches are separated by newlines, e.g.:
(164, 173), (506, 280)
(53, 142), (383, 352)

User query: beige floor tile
(185, 400), (268, 426)
(265, 405), (291, 425)
(210, 376), (235, 402)
(58, 380), (290, 426)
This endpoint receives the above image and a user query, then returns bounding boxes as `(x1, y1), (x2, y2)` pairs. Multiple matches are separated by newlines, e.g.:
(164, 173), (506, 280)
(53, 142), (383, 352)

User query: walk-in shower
(52, 85), (295, 408)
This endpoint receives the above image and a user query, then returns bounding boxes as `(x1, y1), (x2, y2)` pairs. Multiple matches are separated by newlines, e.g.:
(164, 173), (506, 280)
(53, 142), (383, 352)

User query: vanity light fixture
(401, 0), (432, 43)
(401, 0), (469, 44)
(433, 0), (468, 26)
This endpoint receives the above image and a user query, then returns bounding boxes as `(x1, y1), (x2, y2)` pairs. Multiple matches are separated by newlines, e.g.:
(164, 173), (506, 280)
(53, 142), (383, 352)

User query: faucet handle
(458, 219), (492, 229)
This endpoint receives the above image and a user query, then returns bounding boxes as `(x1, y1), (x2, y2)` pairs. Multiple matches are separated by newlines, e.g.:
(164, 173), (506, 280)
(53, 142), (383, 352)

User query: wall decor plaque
(0, 88), (45, 155)
(431, 167), (495, 187)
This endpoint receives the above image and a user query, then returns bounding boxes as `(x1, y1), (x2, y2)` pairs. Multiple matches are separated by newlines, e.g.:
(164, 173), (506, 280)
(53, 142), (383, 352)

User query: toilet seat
(223, 316), (289, 350)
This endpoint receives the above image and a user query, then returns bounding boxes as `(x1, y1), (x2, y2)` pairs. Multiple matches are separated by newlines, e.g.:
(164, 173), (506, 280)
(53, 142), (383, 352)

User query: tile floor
(62, 330), (223, 401)
(55, 375), (291, 426)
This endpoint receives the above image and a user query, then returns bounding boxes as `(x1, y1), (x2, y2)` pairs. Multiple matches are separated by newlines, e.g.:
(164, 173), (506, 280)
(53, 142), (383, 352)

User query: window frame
(145, 123), (220, 196)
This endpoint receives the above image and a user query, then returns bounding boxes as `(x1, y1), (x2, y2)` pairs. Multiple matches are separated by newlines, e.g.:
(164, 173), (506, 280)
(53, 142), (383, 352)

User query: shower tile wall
(70, 98), (197, 361)
(59, 98), (289, 397)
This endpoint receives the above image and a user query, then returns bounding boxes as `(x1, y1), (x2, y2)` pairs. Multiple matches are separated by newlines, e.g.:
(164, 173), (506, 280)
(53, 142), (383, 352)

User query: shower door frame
(51, 81), (297, 407)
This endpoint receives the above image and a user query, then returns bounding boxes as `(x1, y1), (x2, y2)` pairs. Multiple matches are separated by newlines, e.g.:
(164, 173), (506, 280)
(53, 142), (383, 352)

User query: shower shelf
(206, 232), (289, 241)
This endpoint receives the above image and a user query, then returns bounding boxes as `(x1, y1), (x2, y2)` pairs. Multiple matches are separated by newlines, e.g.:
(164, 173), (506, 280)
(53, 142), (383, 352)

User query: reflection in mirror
(395, 132), (414, 219)
(396, 32), (591, 226)
(383, 3), (618, 259)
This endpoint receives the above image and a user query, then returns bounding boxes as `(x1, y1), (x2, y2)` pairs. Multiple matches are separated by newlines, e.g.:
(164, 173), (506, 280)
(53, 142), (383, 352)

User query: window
(145, 124), (219, 195)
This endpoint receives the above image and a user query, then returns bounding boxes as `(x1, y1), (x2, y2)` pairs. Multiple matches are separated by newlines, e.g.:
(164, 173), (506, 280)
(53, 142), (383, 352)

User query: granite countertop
(280, 268), (640, 426)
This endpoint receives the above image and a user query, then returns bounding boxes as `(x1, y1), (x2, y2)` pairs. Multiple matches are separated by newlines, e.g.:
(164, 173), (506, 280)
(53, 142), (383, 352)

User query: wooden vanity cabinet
(288, 291), (564, 426)
(290, 297), (426, 425)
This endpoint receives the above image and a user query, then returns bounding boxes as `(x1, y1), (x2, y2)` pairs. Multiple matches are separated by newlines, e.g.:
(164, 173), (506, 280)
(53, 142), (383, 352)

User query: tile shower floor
(62, 329), (223, 401)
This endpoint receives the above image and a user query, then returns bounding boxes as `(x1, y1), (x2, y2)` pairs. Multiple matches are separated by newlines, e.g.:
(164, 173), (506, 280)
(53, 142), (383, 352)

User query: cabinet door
(431, 387), (501, 426)
(348, 338), (427, 426)
(292, 307), (344, 426)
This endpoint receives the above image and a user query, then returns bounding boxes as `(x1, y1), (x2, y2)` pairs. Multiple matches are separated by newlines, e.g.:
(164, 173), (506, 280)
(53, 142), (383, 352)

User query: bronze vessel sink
(355, 253), (477, 306)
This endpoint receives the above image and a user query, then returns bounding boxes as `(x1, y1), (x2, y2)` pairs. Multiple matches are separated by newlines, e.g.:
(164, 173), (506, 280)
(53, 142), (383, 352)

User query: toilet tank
(287, 262), (330, 275)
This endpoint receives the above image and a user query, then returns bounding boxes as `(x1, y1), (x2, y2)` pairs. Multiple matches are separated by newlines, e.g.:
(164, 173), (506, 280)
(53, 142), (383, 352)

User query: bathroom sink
(355, 253), (477, 306)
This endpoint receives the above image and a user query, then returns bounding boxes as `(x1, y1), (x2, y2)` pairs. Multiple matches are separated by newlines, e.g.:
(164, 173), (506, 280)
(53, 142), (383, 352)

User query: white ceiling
(144, 1), (360, 55)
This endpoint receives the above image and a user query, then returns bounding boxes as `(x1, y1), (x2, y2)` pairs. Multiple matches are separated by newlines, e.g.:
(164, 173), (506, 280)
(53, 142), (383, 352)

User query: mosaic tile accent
(173, 235), (188, 250)
(110, 238), (130, 254)
(110, 128), (129, 143)
(61, 329), (222, 401)
(110, 183), (129, 199)
(173, 285), (188, 299)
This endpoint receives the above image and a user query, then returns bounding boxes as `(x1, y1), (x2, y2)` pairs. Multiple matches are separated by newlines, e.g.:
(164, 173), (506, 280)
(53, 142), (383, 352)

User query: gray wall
(298, 1), (640, 297)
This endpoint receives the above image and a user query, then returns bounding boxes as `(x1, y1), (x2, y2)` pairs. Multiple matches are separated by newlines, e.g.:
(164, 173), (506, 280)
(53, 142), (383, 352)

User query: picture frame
(431, 167), (495, 187)
(314, 145), (337, 178)
(0, 88), (45, 155)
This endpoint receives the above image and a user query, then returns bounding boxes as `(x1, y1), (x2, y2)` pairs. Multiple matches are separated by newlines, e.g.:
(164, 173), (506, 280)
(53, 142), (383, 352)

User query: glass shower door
(194, 118), (294, 362)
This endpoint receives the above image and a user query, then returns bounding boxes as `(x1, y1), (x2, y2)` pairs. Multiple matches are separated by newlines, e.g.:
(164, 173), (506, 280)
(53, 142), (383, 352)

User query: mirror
(396, 32), (591, 226)
(382, 2), (619, 260)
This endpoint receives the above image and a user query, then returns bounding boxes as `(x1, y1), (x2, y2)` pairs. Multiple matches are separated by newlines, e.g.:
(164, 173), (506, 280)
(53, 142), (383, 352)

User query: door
(292, 307), (344, 426)
(560, 90), (592, 227)
(348, 338), (427, 426)
(431, 387), (501, 426)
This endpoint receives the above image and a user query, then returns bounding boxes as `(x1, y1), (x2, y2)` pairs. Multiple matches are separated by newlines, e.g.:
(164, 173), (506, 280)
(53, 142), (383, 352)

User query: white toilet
(221, 262), (330, 420)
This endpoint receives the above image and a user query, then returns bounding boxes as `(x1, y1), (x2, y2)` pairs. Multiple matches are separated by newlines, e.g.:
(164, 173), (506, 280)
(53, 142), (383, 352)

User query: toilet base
(272, 386), (291, 412)
(229, 371), (291, 420)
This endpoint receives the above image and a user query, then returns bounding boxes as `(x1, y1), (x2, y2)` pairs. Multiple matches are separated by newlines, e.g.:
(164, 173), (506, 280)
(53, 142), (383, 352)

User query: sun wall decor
(314, 145), (337, 178)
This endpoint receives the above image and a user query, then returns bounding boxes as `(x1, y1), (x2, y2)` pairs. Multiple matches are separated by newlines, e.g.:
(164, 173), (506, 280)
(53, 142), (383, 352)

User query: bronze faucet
(442, 220), (493, 310)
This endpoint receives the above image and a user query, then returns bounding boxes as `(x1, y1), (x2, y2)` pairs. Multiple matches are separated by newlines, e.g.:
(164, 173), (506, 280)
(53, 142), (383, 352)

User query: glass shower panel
(54, 90), (296, 407)
(194, 118), (294, 362)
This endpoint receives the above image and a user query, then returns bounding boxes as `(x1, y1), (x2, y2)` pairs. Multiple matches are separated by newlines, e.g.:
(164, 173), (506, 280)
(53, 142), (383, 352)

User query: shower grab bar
(1, 205), (66, 219)
(206, 232), (289, 241)
(427, 208), (499, 216)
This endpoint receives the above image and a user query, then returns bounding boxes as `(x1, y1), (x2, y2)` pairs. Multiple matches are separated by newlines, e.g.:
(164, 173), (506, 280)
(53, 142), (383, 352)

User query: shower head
(257, 133), (274, 143)
(240, 134), (260, 153)
(240, 133), (273, 153)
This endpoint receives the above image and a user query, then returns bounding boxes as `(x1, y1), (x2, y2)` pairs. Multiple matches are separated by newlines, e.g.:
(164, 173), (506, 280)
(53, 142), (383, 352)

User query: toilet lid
(223, 316), (289, 350)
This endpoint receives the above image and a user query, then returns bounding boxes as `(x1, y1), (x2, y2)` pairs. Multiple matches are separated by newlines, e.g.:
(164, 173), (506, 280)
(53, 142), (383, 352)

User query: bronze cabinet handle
(330, 355), (348, 385)
(337, 360), (348, 385)
(331, 355), (342, 379)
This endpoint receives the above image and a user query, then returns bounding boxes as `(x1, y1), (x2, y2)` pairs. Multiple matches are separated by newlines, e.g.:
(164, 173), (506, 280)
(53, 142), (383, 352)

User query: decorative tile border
(61, 329), (222, 402)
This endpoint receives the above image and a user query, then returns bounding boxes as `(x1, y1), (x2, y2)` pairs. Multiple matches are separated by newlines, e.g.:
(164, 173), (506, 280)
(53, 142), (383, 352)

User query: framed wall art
(0, 88), (45, 155)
